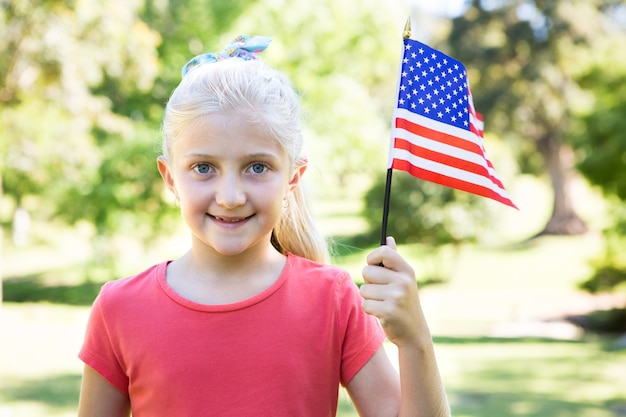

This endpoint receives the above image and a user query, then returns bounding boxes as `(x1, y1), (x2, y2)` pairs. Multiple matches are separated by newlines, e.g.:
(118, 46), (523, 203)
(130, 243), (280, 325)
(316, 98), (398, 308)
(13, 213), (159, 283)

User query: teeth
(215, 216), (243, 223)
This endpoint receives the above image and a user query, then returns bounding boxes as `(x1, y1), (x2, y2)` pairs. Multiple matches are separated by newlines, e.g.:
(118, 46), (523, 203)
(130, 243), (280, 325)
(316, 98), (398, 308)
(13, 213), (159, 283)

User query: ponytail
(271, 167), (329, 263)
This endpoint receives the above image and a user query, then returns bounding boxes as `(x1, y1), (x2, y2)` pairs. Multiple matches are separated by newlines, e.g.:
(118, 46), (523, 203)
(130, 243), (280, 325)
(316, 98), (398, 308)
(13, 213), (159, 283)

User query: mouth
(210, 214), (252, 224)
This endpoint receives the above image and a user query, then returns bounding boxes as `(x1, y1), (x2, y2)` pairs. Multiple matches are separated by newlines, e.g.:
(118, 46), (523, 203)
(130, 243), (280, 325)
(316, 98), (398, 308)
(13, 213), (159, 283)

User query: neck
(165, 239), (287, 305)
(187, 238), (285, 282)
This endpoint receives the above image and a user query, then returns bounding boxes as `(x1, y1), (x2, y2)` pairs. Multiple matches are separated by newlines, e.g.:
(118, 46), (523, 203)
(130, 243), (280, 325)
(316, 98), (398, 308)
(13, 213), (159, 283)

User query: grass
(434, 336), (626, 417)
(2, 177), (626, 416)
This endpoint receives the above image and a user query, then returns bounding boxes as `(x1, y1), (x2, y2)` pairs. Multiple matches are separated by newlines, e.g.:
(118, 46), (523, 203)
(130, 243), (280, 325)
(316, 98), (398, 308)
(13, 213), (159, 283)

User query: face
(158, 112), (304, 258)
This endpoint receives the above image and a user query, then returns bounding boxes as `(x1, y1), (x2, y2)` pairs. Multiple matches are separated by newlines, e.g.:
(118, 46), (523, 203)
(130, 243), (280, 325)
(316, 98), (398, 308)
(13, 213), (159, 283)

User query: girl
(77, 35), (450, 417)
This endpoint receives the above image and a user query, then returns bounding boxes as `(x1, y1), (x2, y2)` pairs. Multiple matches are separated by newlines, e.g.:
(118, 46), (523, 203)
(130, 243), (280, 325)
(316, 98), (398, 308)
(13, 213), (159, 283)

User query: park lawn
(1, 302), (625, 417)
(2, 233), (626, 416)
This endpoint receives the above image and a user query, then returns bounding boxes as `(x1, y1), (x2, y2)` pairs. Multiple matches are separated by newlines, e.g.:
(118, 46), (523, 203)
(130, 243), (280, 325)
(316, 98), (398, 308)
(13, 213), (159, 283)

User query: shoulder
(96, 262), (167, 306)
(286, 253), (352, 284)
(284, 254), (360, 302)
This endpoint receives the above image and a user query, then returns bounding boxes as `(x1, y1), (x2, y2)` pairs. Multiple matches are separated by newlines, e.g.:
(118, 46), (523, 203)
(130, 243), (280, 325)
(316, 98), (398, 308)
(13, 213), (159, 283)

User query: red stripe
(394, 137), (489, 178)
(395, 117), (481, 155)
(394, 119), (506, 189)
(391, 159), (517, 208)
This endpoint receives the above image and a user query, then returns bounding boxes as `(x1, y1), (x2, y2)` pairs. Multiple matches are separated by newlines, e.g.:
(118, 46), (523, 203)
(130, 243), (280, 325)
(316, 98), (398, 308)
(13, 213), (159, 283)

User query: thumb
(385, 236), (397, 250)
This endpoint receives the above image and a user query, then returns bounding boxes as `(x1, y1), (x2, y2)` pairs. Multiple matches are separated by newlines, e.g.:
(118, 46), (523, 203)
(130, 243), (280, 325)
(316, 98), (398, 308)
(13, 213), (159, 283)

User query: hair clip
(181, 35), (272, 77)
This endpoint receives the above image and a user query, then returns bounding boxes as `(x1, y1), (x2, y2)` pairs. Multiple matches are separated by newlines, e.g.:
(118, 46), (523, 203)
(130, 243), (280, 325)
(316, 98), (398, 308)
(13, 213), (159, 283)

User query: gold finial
(402, 17), (412, 39)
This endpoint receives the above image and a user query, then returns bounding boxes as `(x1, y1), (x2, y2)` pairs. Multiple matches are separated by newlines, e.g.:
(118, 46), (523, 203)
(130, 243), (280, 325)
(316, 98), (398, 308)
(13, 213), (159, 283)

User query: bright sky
(411, 0), (469, 18)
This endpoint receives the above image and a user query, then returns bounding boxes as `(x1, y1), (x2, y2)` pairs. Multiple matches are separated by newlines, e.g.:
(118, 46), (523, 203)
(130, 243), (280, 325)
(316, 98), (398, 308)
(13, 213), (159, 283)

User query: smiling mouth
(210, 215), (251, 223)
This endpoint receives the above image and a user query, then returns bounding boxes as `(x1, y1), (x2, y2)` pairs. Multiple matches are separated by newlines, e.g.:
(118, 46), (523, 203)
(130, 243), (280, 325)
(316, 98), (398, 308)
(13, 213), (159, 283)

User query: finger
(359, 279), (400, 300)
(368, 236), (397, 267)
(360, 298), (389, 319)
(362, 264), (399, 285)
(365, 246), (406, 273)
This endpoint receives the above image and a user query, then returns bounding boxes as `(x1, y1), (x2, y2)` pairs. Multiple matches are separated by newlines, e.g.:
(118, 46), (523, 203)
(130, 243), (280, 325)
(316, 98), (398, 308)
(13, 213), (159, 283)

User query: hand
(360, 237), (431, 348)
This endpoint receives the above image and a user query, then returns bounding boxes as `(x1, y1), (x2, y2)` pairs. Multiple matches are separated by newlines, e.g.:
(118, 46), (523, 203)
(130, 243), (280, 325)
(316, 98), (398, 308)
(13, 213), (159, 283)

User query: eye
(249, 162), (268, 174)
(193, 163), (212, 174)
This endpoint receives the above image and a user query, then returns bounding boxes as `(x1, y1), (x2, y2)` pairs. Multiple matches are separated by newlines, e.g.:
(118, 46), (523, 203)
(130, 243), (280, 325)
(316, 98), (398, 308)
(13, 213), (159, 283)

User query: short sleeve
(336, 274), (386, 385)
(78, 284), (130, 394)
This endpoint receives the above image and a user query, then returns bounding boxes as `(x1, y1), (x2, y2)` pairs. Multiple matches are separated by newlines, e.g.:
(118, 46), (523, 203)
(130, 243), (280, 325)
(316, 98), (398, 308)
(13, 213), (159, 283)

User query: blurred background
(1, 0), (626, 416)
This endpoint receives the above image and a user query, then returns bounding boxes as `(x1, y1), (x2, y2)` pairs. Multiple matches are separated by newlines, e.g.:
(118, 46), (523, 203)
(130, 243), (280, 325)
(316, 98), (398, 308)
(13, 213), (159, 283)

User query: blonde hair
(161, 59), (329, 263)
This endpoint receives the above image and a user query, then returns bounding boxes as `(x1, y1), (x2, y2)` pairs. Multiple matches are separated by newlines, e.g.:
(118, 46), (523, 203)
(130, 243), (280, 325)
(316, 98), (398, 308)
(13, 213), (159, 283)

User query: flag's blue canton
(397, 38), (470, 131)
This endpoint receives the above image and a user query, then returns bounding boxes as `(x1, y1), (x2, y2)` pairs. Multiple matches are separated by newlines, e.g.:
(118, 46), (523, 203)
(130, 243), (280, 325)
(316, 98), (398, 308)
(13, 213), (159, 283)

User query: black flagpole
(379, 168), (394, 246)
(380, 17), (412, 246)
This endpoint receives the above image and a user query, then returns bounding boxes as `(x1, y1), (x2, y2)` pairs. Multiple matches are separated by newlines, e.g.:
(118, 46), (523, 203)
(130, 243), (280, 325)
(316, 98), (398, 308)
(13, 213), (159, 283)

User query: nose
(215, 172), (246, 209)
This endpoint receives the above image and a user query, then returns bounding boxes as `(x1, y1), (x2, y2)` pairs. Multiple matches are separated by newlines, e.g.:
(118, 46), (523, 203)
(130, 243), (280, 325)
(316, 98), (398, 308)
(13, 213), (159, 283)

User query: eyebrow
(182, 152), (281, 160)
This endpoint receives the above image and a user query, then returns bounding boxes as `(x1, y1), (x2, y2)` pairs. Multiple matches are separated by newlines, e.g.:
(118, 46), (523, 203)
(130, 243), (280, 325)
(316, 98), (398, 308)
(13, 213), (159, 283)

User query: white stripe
(390, 148), (513, 200)
(392, 123), (489, 170)
(393, 108), (483, 149)
(390, 109), (503, 182)
(470, 112), (483, 132)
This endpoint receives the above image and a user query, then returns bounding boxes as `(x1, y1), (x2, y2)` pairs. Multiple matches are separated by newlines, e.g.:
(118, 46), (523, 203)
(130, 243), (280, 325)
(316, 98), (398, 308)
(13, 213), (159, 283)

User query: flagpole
(380, 17), (412, 246)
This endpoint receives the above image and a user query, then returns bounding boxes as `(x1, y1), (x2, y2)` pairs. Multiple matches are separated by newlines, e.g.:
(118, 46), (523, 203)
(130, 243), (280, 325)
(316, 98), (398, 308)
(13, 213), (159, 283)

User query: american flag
(388, 38), (517, 209)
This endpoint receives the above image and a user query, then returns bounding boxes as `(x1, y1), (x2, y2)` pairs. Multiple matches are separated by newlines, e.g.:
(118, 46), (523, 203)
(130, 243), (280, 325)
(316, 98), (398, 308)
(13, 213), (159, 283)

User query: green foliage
(231, 0), (407, 185)
(574, 308), (626, 333)
(3, 276), (101, 305)
(580, 267), (626, 294)
(361, 170), (489, 246)
(570, 40), (626, 201)
(0, 0), (161, 222)
(579, 201), (626, 296)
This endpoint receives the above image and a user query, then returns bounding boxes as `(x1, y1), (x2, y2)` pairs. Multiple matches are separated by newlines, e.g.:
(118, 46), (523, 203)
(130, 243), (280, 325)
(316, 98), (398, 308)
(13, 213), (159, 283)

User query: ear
(288, 158), (308, 192)
(157, 156), (177, 196)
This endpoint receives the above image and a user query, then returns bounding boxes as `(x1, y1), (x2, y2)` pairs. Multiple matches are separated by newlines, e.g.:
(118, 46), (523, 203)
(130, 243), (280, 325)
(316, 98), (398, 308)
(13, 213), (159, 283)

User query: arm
(355, 237), (451, 417)
(78, 365), (131, 417)
(345, 346), (401, 417)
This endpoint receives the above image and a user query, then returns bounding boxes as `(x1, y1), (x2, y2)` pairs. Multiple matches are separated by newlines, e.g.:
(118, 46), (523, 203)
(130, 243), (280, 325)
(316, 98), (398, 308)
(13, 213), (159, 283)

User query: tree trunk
(537, 133), (588, 236)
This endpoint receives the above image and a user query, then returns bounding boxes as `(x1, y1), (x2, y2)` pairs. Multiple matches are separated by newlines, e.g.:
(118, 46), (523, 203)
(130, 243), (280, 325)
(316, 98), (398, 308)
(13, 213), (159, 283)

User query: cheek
(255, 181), (290, 209)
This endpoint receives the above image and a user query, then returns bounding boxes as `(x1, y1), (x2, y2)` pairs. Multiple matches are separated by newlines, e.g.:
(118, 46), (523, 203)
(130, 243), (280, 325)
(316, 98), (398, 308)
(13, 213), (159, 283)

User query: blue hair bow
(181, 35), (272, 77)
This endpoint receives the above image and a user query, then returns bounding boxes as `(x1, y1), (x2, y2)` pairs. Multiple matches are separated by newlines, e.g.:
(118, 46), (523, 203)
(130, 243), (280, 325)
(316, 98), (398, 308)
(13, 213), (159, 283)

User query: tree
(569, 29), (626, 306)
(0, 0), (161, 281)
(445, 0), (623, 236)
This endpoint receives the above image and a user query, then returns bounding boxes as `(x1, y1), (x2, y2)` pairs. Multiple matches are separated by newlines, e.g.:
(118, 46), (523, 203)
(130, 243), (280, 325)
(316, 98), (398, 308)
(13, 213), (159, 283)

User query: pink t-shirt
(79, 254), (385, 416)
